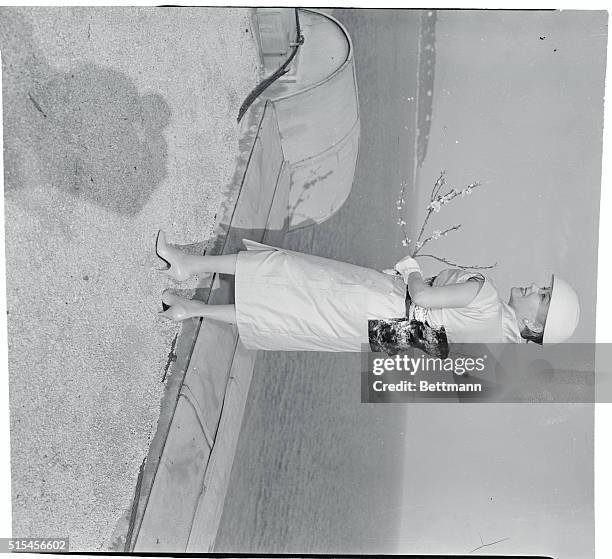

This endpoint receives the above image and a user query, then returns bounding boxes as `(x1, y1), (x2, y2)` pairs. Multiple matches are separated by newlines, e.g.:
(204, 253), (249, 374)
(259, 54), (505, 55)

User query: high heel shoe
(158, 290), (192, 321)
(156, 230), (192, 282)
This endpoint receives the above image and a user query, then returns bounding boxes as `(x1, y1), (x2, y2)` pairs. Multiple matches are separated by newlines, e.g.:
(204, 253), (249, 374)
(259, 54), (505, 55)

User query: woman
(155, 231), (580, 354)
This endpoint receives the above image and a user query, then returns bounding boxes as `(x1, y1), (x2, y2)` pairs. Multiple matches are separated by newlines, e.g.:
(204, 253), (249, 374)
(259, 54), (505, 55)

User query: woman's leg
(160, 291), (237, 323)
(156, 230), (237, 280)
(172, 253), (238, 275)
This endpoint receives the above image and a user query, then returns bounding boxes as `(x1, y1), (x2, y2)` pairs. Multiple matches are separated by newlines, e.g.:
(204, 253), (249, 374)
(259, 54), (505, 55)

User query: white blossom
(432, 230), (442, 239)
(428, 200), (442, 212)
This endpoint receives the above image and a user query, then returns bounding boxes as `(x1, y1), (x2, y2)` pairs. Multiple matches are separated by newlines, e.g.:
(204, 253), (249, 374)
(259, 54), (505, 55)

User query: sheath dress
(425, 268), (524, 344)
(235, 240), (407, 351)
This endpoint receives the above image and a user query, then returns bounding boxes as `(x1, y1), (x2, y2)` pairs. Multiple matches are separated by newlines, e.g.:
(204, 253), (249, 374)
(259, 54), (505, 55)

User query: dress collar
(500, 300), (526, 344)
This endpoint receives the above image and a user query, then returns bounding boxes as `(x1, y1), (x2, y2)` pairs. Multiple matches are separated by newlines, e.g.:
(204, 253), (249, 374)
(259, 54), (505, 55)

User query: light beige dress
(235, 240), (407, 351)
(235, 243), (523, 351)
(425, 269), (523, 344)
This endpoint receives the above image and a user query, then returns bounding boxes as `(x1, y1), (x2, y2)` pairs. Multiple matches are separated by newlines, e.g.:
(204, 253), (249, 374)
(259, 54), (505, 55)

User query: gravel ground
(1, 7), (259, 550)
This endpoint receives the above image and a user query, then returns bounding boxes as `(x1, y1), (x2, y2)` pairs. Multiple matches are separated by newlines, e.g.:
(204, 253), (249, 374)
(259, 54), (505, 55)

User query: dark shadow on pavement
(1, 7), (171, 215)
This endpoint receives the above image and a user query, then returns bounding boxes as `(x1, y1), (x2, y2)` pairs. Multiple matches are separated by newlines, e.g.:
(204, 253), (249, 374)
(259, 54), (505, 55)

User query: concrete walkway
(128, 98), (289, 553)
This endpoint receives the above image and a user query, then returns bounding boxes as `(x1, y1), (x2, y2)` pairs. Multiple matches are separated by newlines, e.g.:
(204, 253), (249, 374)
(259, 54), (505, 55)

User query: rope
(237, 8), (304, 123)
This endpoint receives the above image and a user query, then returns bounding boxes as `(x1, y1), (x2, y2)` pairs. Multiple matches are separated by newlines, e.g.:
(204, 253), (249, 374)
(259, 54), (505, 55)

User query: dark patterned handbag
(368, 276), (450, 359)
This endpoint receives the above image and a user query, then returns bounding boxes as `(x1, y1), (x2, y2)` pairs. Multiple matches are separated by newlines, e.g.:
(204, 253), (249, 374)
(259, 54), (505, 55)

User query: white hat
(543, 275), (580, 344)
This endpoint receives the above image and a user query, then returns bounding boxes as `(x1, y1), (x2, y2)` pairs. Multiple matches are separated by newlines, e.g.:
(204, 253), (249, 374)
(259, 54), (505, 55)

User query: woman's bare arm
(407, 272), (483, 309)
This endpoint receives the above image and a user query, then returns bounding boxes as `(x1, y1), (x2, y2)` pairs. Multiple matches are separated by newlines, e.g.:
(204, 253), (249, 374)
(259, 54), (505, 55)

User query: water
(214, 9), (600, 556)
(215, 353), (409, 554)
(214, 10), (423, 554)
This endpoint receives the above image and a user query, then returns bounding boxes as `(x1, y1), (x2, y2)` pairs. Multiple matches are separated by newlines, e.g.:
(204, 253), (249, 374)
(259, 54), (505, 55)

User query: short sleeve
(426, 270), (502, 343)
(432, 269), (485, 290)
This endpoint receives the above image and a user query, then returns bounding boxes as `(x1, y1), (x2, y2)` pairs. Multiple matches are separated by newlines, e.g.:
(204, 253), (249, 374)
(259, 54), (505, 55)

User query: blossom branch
(415, 180), (482, 245)
(430, 170), (446, 202)
(416, 253), (497, 270)
(415, 207), (434, 246)
(396, 171), (493, 269)
(412, 224), (461, 256)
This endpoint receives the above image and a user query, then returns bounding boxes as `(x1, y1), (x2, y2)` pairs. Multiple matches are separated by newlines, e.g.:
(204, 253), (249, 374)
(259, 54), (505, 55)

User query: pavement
(129, 99), (290, 553)
(1, 6), (259, 550)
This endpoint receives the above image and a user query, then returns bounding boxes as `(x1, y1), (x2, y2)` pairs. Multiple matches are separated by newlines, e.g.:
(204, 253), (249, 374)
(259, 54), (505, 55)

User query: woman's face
(509, 283), (552, 328)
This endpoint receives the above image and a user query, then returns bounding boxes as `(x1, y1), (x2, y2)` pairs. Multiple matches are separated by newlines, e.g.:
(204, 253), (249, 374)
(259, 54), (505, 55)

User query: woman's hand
(382, 268), (399, 276)
(388, 256), (483, 309)
(383, 255), (421, 281)
(394, 255), (422, 280)
(383, 255), (422, 283)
